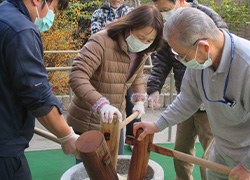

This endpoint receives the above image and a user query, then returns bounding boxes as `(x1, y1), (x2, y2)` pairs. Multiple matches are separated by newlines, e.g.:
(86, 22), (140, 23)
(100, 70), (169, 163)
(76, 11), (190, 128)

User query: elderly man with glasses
(135, 7), (250, 180)
(147, 0), (228, 179)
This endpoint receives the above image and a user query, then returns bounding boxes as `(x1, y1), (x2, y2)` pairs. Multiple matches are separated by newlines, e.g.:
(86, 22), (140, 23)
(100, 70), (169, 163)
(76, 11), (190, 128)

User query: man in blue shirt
(0, 0), (79, 179)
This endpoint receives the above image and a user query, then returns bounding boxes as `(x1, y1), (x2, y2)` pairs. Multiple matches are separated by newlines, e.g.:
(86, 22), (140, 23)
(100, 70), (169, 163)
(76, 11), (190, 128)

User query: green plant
(200, 0), (250, 31)
(42, 0), (102, 95)
(66, 0), (102, 21)
(140, 0), (152, 4)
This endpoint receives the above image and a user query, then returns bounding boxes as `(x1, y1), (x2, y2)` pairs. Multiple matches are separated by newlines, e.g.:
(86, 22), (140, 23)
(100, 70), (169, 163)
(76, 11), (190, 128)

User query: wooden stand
(76, 130), (119, 180)
(126, 128), (154, 180)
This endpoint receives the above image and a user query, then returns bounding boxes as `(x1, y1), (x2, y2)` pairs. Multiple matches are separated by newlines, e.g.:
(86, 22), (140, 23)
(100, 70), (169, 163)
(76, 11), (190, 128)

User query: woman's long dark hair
(106, 4), (164, 53)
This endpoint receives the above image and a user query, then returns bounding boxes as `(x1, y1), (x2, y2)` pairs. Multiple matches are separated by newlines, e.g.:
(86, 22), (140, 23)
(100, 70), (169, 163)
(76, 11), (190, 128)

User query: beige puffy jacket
(67, 30), (149, 133)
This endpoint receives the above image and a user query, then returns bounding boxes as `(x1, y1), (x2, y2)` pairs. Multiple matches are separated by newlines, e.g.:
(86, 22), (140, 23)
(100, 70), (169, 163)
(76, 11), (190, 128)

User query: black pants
(125, 88), (141, 136)
(0, 153), (32, 180)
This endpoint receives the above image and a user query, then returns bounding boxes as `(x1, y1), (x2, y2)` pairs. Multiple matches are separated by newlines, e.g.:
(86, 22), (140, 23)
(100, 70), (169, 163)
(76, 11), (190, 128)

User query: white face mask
(180, 45), (213, 69)
(126, 32), (152, 53)
(161, 8), (175, 22)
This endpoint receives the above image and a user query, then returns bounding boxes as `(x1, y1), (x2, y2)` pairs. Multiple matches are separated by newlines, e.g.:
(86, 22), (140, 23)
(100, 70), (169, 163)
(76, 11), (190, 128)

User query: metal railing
(44, 50), (175, 140)
(44, 50), (79, 102)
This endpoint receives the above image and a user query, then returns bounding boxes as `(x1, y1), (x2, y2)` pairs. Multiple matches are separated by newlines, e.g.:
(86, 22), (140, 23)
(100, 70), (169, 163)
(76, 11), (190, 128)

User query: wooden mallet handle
(34, 111), (139, 144)
(34, 127), (61, 144)
(149, 144), (232, 175)
(126, 136), (232, 175)
(120, 111), (139, 130)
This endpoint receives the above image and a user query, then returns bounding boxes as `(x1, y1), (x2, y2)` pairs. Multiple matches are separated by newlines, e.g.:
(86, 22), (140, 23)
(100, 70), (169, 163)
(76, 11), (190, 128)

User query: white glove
(99, 104), (122, 123)
(58, 127), (81, 159)
(133, 101), (145, 118)
(148, 91), (160, 112)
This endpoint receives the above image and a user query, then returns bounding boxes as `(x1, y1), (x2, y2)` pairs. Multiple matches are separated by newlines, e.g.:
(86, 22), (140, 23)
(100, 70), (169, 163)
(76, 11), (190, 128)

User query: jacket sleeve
(172, 59), (186, 94)
(4, 29), (63, 113)
(121, 5), (133, 16)
(147, 41), (175, 95)
(69, 34), (104, 109)
(91, 9), (105, 34)
(155, 68), (203, 131)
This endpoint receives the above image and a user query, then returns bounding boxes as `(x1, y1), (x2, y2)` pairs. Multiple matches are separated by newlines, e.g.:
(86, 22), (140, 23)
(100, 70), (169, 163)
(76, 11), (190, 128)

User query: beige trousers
(174, 111), (214, 180)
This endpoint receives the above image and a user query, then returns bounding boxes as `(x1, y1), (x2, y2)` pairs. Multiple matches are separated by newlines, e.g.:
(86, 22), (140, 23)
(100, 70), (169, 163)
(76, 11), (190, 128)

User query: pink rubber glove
(99, 104), (122, 123)
(133, 101), (145, 118)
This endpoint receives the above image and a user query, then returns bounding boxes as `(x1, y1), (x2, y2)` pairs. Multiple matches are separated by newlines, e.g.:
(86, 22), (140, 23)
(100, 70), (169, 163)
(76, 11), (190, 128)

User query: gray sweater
(155, 30), (250, 171)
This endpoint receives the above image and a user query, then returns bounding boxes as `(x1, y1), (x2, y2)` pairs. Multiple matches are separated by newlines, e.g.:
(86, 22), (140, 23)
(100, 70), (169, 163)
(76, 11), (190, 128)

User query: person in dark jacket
(147, 0), (228, 179)
(0, 0), (80, 179)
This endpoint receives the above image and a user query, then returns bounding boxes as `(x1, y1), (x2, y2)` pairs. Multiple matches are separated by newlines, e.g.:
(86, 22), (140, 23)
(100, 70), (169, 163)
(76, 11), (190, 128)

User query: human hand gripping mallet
(34, 127), (80, 159)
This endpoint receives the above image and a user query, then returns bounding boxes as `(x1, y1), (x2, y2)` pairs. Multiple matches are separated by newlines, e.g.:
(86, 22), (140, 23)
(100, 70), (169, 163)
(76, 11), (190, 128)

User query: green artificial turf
(25, 143), (203, 180)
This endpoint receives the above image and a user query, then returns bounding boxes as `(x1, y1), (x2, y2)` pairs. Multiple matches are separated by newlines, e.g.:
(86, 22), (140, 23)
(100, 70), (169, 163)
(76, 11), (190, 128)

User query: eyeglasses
(171, 38), (208, 62)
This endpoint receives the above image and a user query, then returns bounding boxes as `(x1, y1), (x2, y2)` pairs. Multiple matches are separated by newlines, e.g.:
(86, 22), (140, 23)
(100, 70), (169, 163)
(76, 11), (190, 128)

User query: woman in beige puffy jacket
(67, 4), (163, 155)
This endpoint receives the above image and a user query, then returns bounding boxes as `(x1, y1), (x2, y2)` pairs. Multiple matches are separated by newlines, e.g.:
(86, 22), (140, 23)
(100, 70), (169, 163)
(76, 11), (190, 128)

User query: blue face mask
(35, 1), (55, 33)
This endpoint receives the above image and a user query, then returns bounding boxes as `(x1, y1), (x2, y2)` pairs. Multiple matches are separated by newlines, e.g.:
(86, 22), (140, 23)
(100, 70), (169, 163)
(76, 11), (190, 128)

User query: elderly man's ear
(178, 0), (185, 7)
(198, 40), (210, 53)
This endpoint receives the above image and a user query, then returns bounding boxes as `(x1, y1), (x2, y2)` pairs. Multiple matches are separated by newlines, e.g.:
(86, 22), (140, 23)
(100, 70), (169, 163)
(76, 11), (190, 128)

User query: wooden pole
(100, 111), (139, 169)
(149, 143), (231, 175)
(119, 111), (139, 130)
(76, 130), (119, 180)
(100, 116), (120, 169)
(34, 127), (61, 144)
(127, 128), (154, 180)
(126, 134), (231, 176)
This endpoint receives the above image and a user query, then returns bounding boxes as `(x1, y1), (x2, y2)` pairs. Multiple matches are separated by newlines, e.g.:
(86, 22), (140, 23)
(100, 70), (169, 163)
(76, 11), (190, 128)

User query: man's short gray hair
(164, 7), (220, 47)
